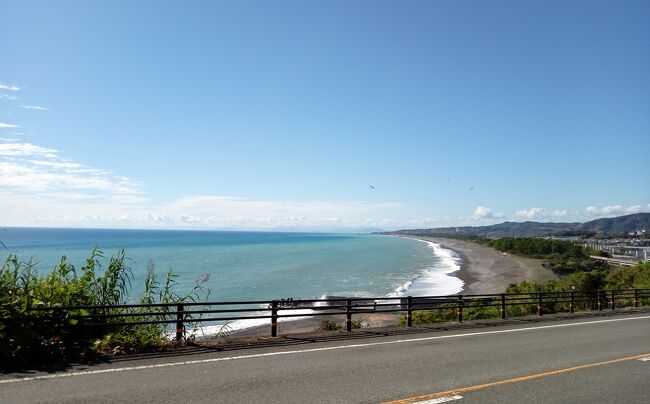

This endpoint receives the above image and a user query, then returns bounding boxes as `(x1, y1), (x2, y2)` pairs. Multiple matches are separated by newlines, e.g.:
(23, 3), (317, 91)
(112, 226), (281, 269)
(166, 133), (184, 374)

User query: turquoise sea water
(1, 228), (463, 302)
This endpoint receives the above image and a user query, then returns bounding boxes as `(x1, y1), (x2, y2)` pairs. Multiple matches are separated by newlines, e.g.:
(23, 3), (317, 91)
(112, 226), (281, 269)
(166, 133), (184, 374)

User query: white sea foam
(192, 239), (465, 337)
(191, 294), (330, 337)
(388, 237), (464, 297)
(387, 279), (413, 298)
(186, 236), (465, 338)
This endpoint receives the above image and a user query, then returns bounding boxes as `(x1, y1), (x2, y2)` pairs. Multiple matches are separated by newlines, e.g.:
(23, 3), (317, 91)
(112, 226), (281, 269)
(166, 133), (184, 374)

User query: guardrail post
(634, 289), (639, 307)
(175, 303), (184, 341)
(598, 290), (603, 311)
(457, 296), (463, 323)
(407, 296), (413, 327)
(500, 294), (506, 319)
(570, 290), (575, 314)
(610, 291), (615, 310)
(271, 300), (278, 337)
(346, 298), (352, 332)
(537, 293), (543, 316)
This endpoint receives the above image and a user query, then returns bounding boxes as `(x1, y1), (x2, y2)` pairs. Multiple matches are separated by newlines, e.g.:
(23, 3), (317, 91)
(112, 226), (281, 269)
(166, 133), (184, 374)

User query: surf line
(1, 315), (649, 384)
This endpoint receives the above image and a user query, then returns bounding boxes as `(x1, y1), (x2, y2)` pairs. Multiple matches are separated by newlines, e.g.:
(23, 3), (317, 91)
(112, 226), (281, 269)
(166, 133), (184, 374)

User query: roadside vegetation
(315, 319), (362, 332)
(0, 250), (210, 368)
(488, 237), (611, 274)
(403, 236), (650, 326)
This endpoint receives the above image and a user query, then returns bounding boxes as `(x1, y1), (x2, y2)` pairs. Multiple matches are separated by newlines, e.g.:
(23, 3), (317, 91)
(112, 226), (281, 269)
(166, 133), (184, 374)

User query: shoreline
(224, 236), (557, 338)
(401, 236), (557, 295)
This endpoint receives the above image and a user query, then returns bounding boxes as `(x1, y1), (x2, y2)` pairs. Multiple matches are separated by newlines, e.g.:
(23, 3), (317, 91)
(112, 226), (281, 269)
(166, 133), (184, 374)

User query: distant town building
(584, 242), (650, 260)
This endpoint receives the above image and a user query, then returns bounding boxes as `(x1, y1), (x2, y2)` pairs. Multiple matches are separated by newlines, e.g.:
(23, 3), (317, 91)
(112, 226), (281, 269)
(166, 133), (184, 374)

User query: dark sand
(224, 237), (557, 338)
(410, 236), (557, 295)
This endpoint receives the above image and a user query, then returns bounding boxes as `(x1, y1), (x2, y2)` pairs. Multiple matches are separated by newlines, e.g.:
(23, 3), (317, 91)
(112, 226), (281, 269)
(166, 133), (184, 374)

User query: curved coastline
(224, 234), (558, 337)
(399, 236), (557, 295)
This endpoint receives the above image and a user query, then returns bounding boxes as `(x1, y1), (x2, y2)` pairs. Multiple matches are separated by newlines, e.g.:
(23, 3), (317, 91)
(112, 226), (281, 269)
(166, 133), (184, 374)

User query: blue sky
(1, 0), (649, 231)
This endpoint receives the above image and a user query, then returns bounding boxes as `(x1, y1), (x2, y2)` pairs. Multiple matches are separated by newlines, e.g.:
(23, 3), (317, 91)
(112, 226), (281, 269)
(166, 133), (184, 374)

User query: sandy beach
(409, 236), (558, 295)
(223, 236), (558, 338)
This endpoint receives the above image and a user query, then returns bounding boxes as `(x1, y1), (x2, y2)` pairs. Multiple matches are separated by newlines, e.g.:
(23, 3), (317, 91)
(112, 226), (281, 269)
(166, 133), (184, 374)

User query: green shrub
(399, 303), (457, 326)
(0, 250), (210, 367)
(315, 319), (341, 331)
(314, 319), (362, 331)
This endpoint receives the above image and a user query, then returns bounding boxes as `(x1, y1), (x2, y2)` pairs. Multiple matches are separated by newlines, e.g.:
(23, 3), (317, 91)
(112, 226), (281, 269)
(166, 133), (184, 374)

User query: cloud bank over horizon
(1, 137), (647, 232)
(1, 136), (648, 231)
(2, 197), (648, 231)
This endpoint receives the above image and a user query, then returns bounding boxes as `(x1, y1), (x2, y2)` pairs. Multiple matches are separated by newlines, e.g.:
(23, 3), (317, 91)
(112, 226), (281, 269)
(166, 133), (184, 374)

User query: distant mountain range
(386, 213), (650, 238)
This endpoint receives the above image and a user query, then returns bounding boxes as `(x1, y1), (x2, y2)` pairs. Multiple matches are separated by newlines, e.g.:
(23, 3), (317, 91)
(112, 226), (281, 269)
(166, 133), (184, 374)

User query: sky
(1, 0), (649, 231)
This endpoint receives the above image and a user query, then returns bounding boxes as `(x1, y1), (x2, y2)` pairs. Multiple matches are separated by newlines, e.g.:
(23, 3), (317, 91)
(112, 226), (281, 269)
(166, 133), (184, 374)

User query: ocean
(1, 228), (463, 331)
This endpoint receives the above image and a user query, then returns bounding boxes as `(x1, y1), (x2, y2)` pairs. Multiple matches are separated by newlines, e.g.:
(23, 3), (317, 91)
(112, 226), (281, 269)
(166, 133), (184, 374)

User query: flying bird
(468, 186), (475, 191)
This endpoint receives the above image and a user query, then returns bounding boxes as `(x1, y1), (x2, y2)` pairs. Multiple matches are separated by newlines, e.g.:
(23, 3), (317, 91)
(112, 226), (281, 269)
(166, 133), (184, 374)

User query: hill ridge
(387, 213), (650, 238)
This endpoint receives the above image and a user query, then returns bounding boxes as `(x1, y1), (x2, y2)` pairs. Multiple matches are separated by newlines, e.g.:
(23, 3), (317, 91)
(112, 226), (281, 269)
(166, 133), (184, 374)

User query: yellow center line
(384, 353), (650, 404)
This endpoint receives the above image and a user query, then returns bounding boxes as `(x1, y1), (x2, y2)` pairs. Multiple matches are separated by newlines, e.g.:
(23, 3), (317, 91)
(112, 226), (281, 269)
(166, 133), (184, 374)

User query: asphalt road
(1, 313), (649, 403)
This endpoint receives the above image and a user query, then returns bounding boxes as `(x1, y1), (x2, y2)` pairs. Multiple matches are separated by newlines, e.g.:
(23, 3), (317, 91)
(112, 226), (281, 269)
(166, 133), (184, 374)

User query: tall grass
(0, 250), (211, 366)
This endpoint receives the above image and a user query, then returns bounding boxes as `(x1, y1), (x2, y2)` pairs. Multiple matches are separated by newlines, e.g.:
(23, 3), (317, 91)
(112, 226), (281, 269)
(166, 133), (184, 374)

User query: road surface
(1, 312), (649, 403)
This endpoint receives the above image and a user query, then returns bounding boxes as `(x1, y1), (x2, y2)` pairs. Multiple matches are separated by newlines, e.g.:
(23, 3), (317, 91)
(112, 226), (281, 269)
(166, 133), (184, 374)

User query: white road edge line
(638, 357), (650, 362)
(415, 395), (463, 403)
(1, 315), (649, 385)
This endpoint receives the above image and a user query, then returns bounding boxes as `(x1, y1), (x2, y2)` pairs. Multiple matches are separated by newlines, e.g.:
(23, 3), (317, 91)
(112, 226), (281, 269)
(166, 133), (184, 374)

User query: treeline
(488, 237), (610, 274)
(489, 237), (585, 258)
(0, 251), (211, 368)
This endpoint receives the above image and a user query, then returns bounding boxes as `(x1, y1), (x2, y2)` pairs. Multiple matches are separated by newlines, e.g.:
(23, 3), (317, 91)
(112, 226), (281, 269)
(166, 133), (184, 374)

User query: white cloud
(0, 82), (20, 91)
(0, 141), (143, 201)
(512, 204), (649, 222)
(472, 206), (506, 221)
(585, 204), (650, 216)
(46, 192), (103, 201)
(141, 196), (408, 229)
(20, 104), (50, 111)
(0, 162), (139, 194)
(0, 181), (423, 230)
(30, 160), (84, 169)
(516, 207), (544, 219)
(0, 141), (416, 230)
(0, 93), (19, 101)
(549, 210), (569, 218)
(0, 142), (58, 158)
(109, 194), (149, 204)
(0, 122), (20, 129)
(515, 208), (569, 220)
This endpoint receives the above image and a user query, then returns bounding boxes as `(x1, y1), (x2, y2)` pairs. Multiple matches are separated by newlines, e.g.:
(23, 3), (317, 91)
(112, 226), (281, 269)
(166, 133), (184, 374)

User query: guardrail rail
(23, 288), (650, 339)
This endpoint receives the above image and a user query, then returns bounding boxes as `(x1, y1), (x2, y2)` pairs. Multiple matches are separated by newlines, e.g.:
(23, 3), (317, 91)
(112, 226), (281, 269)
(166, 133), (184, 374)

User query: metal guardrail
(24, 288), (650, 340)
